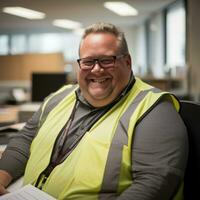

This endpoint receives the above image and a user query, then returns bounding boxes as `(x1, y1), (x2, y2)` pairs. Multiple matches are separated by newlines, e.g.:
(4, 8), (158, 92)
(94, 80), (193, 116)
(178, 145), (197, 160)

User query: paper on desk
(7, 177), (24, 192)
(0, 184), (56, 200)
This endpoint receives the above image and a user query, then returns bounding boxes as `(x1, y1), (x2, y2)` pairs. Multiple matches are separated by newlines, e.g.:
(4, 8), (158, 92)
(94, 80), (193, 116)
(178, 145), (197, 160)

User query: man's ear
(125, 54), (132, 69)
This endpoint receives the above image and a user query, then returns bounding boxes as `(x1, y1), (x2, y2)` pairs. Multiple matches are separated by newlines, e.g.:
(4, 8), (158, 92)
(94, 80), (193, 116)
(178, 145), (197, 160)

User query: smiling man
(77, 29), (132, 107)
(0, 22), (188, 200)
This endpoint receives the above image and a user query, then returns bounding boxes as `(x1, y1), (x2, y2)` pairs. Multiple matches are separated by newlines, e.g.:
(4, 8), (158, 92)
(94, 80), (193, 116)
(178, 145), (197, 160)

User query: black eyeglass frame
(77, 54), (127, 70)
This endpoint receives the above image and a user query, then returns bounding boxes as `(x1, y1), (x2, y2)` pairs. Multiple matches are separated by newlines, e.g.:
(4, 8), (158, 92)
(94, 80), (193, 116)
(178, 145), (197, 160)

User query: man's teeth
(92, 79), (106, 83)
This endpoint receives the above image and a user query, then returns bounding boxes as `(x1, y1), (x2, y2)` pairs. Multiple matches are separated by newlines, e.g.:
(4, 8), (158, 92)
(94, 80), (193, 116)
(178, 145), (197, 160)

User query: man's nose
(91, 60), (104, 73)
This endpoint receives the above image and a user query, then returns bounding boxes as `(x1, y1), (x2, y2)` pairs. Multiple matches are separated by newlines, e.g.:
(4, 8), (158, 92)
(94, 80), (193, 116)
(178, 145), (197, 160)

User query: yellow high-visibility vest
(24, 78), (181, 200)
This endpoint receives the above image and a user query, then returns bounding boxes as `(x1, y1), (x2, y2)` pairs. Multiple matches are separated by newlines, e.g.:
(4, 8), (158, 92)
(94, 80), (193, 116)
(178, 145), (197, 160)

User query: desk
(0, 103), (41, 126)
(0, 106), (18, 158)
(0, 106), (19, 126)
(141, 76), (182, 91)
(0, 123), (26, 158)
(0, 103), (40, 157)
(18, 103), (40, 122)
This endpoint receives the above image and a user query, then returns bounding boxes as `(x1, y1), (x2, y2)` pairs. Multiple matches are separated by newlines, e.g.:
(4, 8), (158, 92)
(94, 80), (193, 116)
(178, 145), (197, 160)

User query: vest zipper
(37, 163), (55, 189)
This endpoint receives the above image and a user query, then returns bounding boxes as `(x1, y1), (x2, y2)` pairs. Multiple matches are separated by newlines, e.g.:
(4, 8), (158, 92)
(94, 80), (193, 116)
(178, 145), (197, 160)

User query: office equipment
(31, 72), (67, 102)
(179, 101), (200, 199)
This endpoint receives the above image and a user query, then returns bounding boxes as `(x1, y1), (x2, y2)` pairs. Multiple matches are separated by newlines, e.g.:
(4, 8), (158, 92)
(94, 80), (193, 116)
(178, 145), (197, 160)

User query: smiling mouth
(90, 78), (109, 83)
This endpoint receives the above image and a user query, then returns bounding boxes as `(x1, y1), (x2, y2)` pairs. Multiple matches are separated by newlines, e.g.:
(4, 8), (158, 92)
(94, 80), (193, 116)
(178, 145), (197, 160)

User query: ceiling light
(2, 7), (45, 19)
(53, 19), (82, 30)
(104, 2), (138, 16)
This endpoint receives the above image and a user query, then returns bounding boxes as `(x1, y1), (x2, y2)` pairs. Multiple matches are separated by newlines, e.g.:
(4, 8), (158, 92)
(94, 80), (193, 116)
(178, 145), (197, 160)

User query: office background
(0, 0), (199, 105)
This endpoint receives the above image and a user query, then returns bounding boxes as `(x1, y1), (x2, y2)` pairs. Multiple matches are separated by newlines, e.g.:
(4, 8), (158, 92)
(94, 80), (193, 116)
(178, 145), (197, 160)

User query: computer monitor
(31, 72), (68, 102)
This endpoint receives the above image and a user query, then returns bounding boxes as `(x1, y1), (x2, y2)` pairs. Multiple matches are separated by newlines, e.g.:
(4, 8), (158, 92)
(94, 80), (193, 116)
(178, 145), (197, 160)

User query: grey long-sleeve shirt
(0, 91), (188, 200)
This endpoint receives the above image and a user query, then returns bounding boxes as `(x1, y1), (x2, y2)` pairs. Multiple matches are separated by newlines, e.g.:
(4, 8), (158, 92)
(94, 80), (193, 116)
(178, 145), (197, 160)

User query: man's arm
(117, 101), (188, 200)
(0, 106), (42, 193)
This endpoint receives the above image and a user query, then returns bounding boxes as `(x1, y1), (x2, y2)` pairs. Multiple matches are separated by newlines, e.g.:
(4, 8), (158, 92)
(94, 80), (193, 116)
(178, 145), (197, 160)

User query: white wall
(123, 25), (147, 76)
(149, 12), (165, 78)
(121, 26), (137, 71)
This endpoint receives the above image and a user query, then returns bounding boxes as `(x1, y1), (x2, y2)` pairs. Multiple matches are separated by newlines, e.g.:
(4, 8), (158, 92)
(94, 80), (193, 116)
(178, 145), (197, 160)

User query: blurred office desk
(0, 103), (40, 158)
(0, 106), (19, 157)
(0, 103), (41, 124)
(0, 103), (41, 158)
(141, 76), (183, 91)
(0, 103), (40, 144)
(0, 106), (19, 126)
(18, 103), (40, 122)
(0, 122), (25, 157)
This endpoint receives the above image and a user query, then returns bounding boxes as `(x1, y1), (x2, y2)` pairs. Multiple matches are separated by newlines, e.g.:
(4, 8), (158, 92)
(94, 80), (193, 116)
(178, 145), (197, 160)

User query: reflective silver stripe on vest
(39, 85), (77, 128)
(99, 88), (156, 199)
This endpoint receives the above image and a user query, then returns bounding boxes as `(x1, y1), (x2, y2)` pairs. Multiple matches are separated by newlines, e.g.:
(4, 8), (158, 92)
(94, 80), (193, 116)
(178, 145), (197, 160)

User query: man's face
(77, 32), (132, 107)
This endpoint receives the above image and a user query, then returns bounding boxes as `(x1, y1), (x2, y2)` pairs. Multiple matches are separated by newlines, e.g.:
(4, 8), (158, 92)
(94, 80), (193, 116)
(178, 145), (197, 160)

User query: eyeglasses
(77, 54), (126, 70)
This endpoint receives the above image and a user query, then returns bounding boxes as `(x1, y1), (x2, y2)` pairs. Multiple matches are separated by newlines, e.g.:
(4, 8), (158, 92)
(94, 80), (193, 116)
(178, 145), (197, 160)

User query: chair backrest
(179, 100), (200, 199)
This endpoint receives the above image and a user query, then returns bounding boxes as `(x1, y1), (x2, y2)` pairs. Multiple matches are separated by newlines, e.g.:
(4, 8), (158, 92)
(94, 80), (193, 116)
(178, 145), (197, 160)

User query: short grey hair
(79, 22), (129, 55)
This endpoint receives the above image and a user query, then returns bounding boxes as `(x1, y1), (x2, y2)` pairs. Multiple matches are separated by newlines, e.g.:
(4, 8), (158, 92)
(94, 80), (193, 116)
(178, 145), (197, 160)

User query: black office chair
(179, 100), (200, 199)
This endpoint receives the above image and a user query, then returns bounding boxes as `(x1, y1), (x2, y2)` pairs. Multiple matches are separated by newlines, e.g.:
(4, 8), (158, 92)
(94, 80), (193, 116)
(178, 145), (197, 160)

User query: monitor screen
(31, 72), (67, 102)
